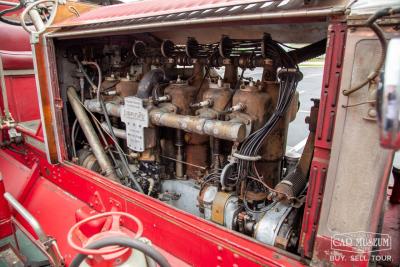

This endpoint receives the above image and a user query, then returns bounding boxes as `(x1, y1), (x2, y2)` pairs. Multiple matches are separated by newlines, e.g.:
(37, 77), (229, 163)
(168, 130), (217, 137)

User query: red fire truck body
(0, 1), (399, 266)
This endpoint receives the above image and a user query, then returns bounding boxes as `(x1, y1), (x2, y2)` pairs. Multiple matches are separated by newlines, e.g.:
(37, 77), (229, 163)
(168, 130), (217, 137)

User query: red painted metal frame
(298, 21), (347, 259)
(4, 75), (40, 122)
(53, 0), (293, 27)
(0, 22), (41, 122)
(0, 11), (360, 267)
(311, 153), (395, 267)
(1, 144), (306, 266)
(0, 175), (12, 239)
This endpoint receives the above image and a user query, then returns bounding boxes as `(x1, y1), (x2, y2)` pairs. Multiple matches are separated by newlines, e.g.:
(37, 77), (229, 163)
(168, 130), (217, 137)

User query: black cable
(235, 67), (245, 90)
(70, 236), (171, 267)
(228, 38), (302, 201)
(75, 59), (144, 193)
(98, 96), (144, 193)
(194, 65), (210, 97)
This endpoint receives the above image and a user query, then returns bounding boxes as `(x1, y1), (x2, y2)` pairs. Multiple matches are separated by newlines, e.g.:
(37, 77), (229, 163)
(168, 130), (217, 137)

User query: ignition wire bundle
(224, 39), (303, 211)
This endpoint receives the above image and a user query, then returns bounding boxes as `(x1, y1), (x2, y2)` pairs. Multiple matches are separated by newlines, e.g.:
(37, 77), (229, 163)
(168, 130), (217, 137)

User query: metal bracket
(30, 33), (39, 45)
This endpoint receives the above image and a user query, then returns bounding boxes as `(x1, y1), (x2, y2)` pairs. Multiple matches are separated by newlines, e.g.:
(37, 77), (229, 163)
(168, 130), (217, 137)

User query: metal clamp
(232, 152), (262, 161)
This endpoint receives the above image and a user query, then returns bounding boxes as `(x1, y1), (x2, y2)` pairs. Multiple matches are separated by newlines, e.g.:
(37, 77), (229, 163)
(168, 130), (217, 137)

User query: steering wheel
(67, 211), (170, 267)
(67, 211), (143, 256)
(20, 0), (58, 35)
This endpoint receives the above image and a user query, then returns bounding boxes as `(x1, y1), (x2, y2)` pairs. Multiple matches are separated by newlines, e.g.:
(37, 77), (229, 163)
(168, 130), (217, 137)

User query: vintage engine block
(57, 34), (324, 253)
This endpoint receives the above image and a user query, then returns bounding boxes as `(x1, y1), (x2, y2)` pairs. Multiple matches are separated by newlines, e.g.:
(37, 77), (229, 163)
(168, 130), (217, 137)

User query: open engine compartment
(52, 30), (326, 255)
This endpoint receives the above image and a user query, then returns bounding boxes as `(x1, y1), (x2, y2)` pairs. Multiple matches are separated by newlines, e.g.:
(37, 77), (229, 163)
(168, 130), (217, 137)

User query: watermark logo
(329, 232), (392, 263)
(331, 231), (391, 253)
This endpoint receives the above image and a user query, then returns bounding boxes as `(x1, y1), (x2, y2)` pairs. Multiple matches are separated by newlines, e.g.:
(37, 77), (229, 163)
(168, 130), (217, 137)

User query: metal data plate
(121, 96), (149, 152)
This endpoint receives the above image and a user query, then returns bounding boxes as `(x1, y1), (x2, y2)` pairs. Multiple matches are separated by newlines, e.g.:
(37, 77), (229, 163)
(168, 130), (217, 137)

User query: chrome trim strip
(3, 69), (35, 76)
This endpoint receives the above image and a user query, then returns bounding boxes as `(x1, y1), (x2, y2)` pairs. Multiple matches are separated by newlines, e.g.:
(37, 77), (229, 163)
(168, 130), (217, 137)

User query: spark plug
(156, 95), (171, 103)
(102, 90), (117, 96)
(227, 103), (246, 113)
(190, 99), (213, 108)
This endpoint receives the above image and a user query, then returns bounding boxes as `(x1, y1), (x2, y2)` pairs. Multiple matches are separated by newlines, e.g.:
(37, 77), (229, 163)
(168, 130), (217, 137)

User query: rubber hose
(281, 169), (307, 197)
(288, 39), (327, 65)
(137, 69), (165, 99)
(70, 236), (171, 267)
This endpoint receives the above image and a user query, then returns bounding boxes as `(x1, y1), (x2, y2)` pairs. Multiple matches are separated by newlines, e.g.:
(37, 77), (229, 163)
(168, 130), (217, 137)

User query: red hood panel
(54, 0), (281, 27)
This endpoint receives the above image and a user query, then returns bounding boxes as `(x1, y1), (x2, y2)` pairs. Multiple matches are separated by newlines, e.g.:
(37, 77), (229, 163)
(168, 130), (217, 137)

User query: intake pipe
(67, 87), (119, 182)
(100, 122), (126, 139)
(84, 99), (122, 117)
(85, 100), (248, 142)
(150, 108), (247, 142)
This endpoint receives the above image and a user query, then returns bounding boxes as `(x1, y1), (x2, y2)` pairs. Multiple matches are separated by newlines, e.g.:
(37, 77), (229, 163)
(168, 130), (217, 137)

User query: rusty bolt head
(368, 108), (377, 118)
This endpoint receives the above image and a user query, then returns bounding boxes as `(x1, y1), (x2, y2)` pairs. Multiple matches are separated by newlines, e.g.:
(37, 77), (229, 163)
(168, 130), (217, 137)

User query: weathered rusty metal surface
(51, 1), (97, 24)
(231, 83), (271, 130)
(191, 62), (206, 101)
(116, 78), (139, 98)
(185, 143), (208, 180)
(201, 82), (233, 113)
(150, 109), (247, 142)
(164, 82), (197, 115)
